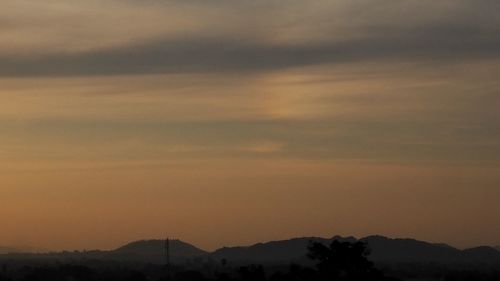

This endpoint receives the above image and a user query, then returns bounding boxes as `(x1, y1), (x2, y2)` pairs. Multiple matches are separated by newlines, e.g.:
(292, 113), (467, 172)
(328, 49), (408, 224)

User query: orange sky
(1, 0), (500, 251)
(1, 160), (500, 251)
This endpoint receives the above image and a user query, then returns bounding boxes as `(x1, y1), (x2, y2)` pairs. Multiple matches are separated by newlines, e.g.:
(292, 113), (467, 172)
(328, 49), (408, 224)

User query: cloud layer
(1, 0), (499, 76)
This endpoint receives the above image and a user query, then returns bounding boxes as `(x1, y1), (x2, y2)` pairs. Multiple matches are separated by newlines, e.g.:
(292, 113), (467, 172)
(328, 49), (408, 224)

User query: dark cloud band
(1, 26), (500, 77)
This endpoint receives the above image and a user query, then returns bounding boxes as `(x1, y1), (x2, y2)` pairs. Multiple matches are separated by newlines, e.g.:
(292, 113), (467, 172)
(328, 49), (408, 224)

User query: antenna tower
(164, 237), (171, 281)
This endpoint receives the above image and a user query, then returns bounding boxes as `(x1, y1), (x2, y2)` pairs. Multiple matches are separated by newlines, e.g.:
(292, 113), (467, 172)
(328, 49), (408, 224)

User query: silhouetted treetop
(308, 240), (398, 281)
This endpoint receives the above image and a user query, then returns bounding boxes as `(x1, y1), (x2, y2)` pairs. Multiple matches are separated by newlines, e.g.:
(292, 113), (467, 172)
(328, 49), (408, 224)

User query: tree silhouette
(308, 240), (399, 281)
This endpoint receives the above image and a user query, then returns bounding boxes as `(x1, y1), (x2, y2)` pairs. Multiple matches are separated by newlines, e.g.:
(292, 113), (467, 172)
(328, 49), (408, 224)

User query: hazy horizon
(3, 231), (499, 253)
(1, 1), (499, 253)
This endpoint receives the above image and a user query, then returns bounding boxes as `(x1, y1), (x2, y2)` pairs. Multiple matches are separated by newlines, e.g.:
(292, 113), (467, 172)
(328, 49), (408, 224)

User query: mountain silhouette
(212, 236), (356, 263)
(210, 235), (500, 264)
(0, 240), (207, 264)
(2, 236), (499, 265)
(360, 235), (462, 262)
(109, 239), (208, 263)
(461, 246), (500, 261)
(361, 236), (500, 263)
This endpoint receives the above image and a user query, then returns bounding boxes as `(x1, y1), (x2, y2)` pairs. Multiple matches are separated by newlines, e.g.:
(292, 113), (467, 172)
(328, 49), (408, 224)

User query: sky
(1, 0), (499, 252)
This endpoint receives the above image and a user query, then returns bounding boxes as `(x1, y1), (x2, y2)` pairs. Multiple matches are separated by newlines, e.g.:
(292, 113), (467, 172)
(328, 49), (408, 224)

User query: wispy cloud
(1, 0), (499, 76)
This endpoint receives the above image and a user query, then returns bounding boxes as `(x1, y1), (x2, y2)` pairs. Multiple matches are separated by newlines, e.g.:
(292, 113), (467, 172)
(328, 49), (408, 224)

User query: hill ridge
(2, 235), (499, 264)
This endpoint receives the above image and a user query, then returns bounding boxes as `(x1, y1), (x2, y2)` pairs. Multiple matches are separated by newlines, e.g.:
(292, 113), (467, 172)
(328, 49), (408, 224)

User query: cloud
(1, 30), (499, 77)
(0, 0), (499, 166)
(0, 0), (499, 76)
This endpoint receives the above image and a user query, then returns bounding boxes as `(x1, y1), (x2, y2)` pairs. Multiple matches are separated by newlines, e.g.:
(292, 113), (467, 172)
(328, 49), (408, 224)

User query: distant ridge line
(2, 235), (500, 264)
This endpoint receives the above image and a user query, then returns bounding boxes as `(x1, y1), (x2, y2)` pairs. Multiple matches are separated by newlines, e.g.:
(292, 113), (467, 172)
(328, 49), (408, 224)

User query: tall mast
(165, 237), (171, 281)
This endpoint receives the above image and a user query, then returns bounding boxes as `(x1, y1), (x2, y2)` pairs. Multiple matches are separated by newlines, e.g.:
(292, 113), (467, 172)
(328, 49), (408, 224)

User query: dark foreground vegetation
(1, 240), (499, 281)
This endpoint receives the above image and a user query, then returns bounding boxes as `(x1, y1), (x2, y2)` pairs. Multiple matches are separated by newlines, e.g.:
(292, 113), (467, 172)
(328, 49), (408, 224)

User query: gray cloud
(1, 0), (499, 76)
(1, 34), (499, 77)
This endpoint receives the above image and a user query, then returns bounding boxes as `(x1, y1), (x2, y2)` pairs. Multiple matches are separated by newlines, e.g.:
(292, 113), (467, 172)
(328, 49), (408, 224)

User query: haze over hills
(0, 246), (39, 255)
(0, 247), (19, 255)
(2, 236), (500, 265)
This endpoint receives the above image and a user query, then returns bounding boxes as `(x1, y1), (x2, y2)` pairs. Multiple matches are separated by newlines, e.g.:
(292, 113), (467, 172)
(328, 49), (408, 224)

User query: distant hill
(2, 236), (499, 265)
(461, 246), (500, 261)
(210, 235), (500, 264)
(109, 239), (207, 263)
(495, 246), (500, 252)
(212, 236), (355, 263)
(361, 236), (500, 263)
(361, 235), (462, 262)
(0, 240), (207, 264)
